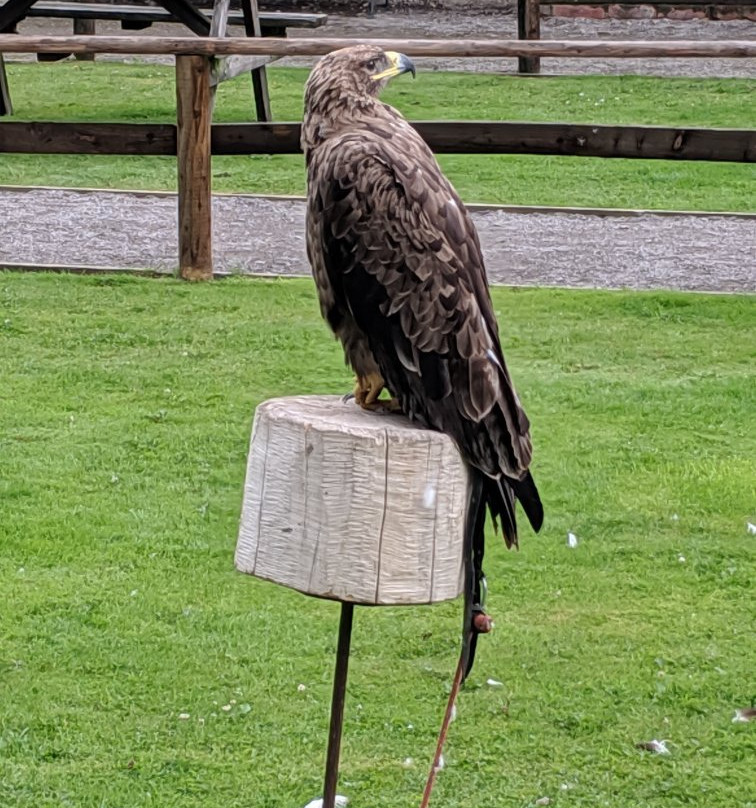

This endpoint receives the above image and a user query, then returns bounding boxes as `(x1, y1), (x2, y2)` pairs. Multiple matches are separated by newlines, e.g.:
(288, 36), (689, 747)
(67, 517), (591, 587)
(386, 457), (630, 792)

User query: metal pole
(323, 601), (354, 808)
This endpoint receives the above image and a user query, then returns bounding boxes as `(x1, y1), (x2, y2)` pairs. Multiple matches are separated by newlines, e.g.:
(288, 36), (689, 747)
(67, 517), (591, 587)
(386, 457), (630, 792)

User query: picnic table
(0, 0), (326, 38)
(0, 0), (327, 117)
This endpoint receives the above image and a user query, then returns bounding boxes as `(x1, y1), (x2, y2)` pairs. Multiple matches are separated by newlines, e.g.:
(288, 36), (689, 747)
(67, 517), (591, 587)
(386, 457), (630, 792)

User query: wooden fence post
(73, 18), (95, 61)
(517, 0), (541, 75)
(0, 54), (11, 116)
(175, 54), (213, 281)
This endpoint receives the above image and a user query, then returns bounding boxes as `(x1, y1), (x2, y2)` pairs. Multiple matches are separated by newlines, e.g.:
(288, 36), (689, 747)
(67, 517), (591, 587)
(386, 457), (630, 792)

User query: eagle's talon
(361, 397), (401, 415)
(351, 372), (400, 414)
(342, 392), (355, 404)
(354, 372), (386, 408)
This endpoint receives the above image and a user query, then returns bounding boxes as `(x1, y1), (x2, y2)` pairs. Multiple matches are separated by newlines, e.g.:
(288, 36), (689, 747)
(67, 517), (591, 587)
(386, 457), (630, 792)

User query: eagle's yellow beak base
(371, 51), (416, 81)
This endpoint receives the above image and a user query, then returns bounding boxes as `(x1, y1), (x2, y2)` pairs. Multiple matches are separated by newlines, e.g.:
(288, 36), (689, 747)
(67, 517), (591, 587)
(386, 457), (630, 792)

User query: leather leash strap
(418, 633), (470, 808)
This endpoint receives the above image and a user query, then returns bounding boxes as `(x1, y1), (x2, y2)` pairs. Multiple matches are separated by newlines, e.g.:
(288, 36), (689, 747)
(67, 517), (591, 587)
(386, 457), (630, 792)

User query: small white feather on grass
(636, 739), (670, 754)
(732, 707), (756, 722)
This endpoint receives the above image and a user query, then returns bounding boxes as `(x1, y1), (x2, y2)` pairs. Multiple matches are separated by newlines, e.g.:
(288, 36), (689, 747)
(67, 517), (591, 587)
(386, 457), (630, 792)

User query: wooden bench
(0, 0), (326, 118)
(20, 2), (327, 37)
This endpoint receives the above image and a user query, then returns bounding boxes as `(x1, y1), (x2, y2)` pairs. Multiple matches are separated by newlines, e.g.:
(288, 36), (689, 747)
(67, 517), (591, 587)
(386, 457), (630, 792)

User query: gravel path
(2, 188), (754, 292)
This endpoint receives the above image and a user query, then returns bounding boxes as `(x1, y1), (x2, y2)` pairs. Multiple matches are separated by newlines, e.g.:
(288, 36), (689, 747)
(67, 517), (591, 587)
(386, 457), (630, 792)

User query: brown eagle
(302, 46), (543, 676)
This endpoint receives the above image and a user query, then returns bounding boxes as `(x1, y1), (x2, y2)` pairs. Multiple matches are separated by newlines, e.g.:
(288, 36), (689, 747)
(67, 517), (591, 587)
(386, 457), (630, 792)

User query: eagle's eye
(364, 58), (379, 72)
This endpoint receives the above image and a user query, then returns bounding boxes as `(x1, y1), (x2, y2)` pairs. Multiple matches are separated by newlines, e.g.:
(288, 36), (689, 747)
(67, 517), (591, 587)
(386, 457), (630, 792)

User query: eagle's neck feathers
(302, 86), (405, 156)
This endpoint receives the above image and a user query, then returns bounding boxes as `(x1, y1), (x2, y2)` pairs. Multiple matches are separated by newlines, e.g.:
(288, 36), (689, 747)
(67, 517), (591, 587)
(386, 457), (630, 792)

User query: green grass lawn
(2, 62), (755, 211)
(1, 272), (754, 807)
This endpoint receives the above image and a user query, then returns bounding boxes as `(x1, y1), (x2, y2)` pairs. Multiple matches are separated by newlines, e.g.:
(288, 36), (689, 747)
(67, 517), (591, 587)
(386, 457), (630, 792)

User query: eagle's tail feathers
(482, 474), (518, 548)
(481, 470), (543, 549)
(509, 470), (544, 534)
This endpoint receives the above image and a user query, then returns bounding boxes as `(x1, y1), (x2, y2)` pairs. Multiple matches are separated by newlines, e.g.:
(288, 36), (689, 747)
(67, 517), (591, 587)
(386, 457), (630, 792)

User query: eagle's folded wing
(307, 131), (534, 483)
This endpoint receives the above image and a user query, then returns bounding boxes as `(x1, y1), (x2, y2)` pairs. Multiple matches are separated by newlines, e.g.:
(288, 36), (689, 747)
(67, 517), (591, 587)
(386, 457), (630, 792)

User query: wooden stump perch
(235, 395), (472, 807)
(235, 395), (470, 605)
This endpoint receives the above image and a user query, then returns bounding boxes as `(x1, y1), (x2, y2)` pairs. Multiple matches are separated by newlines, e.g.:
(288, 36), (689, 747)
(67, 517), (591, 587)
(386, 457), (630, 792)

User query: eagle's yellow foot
(354, 372), (384, 406)
(353, 373), (401, 413)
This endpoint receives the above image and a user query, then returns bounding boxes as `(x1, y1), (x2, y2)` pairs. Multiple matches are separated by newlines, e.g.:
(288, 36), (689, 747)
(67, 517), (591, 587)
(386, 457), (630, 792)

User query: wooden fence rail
(1, 35), (754, 279)
(2, 121), (754, 162)
(516, 0), (756, 73)
(1, 34), (756, 58)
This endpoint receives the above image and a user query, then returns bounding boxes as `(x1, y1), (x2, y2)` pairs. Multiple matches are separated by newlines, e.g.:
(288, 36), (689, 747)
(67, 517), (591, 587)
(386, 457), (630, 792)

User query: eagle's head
(302, 45), (415, 154)
(306, 45), (415, 101)
(307, 45), (415, 96)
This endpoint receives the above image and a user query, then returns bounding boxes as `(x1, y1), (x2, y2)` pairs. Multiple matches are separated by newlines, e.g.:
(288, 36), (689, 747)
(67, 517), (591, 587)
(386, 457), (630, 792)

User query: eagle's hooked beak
(371, 51), (416, 81)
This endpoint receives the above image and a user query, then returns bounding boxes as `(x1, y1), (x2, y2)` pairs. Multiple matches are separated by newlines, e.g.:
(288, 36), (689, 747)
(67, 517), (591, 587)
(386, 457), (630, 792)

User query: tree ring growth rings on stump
(235, 395), (470, 606)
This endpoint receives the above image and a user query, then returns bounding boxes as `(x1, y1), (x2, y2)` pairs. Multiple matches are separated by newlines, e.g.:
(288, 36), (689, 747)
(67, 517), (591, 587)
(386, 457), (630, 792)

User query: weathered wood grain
(410, 121), (756, 162)
(0, 54), (11, 116)
(208, 0), (230, 38)
(239, 0), (270, 122)
(2, 121), (753, 162)
(517, 0), (541, 74)
(72, 16), (95, 60)
(210, 121), (756, 162)
(175, 54), (212, 280)
(1, 34), (755, 58)
(21, 3), (327, 31)
(236, 396), (470, 606)
(210, 54), (274, 86)
(0, 121), (176, 152)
